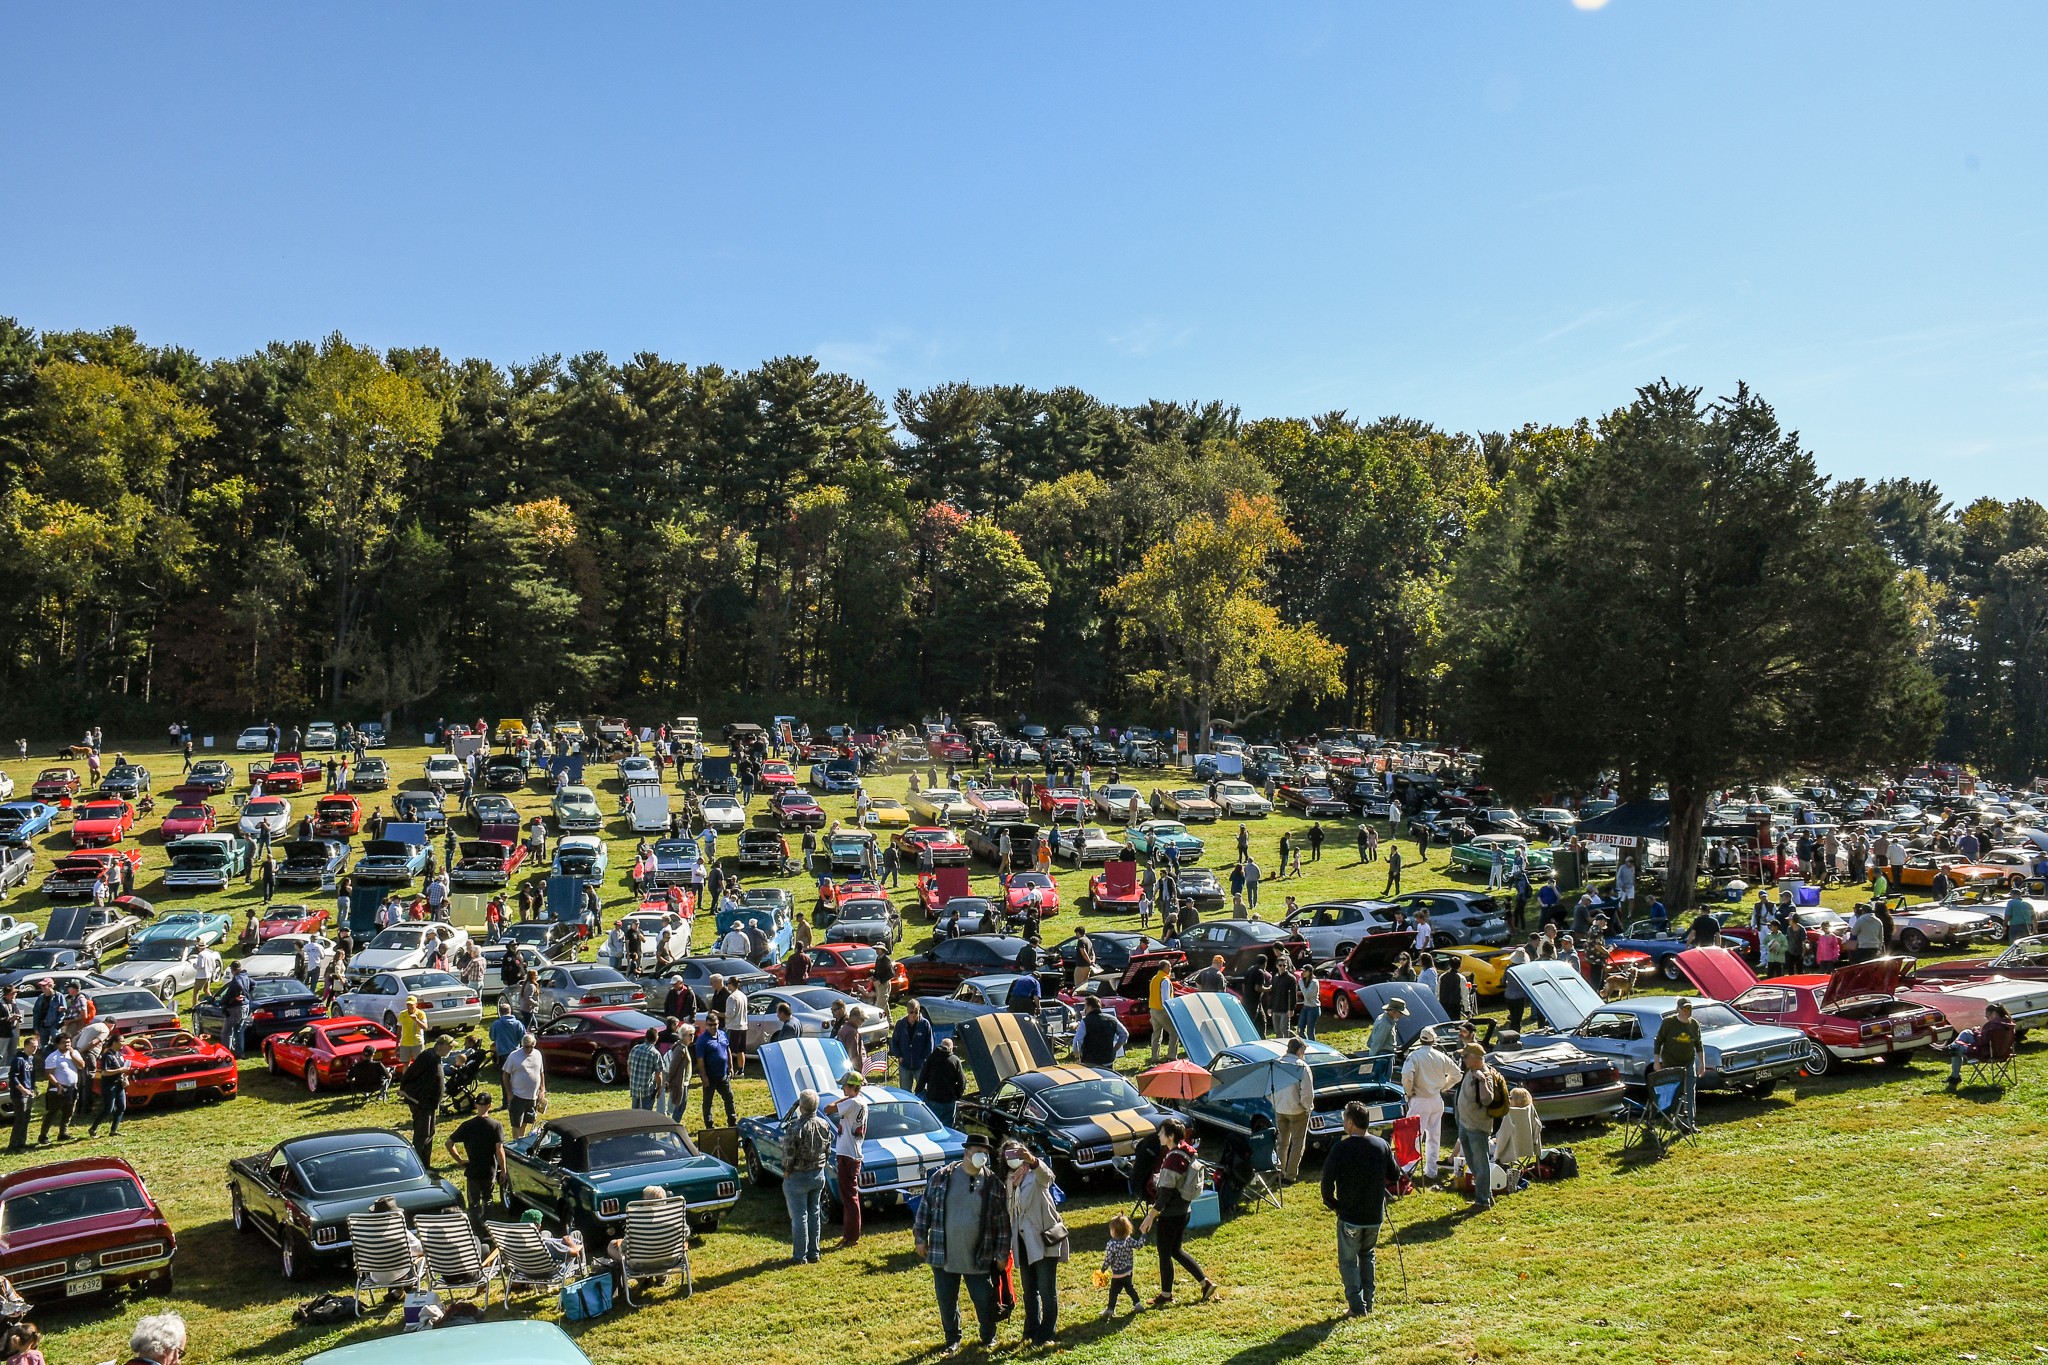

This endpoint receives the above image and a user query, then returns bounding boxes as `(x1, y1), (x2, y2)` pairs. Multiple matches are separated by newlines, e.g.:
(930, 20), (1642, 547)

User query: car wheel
(1801, 1040), (1834, 1077)
(264, 1041), (279, 1074)
(230, 1188), (251, 1233)
(592, 1051), (620, 1086)
(1899, 929), (1929, 955)
(1659, 956), (1685, 984)
(280, 1233), (306, 1281)
(304, 1065), (321, 1095)
(384, 1011), (399, 1030)
(744, 1138), (778, 1188)
(1334, 943), (1356, 961)
(695, 1213), (719, 1233)
(1332, 992), (1354, 1021)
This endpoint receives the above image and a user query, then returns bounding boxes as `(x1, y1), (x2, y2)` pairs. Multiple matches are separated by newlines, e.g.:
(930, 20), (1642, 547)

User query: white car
(597, 910), (692, 972)
(99, 940), (219, 1000)
(1053, 826), (1123, 865)
(424, 755), (466, 787)
(1213, 781), (1273, 818)
(349, 923), (472, 977)
(1093, 784), (1146, 823)
(697, 795), (747, 835)
(305, 722), (339, 750)
(242, 933), (318, 980)
(238, 796), (293, 840)
(235, 726), (274, 753)
(0, 770), (13, 800)
(338, 968), (482, 1034)
(618, 755), (660, 785)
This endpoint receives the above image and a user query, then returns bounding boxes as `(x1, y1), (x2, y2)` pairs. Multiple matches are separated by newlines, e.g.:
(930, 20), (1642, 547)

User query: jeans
(631, 1089), (659, 1111)
(933, 1269), (999, 1347)
(700, 1075), (735, 1127)
(1298, 1003), (1321, 1040)
(225, 1006), (248, 1057)
(926, 1099), (956, 1126)
(1505, 997), (1525, 1033)
(1019, 1254), (1059, 1343)
(40, 1086), (75, 1142)
(1336, 1219), (1381, 1314)
(1458, 1124), (1493, 1209)
(1246, 882), (1259, 910)
(836, 1154), (863, 1243)
(783, 1169), (825, 1261)
(89, 1083), (126, 1135)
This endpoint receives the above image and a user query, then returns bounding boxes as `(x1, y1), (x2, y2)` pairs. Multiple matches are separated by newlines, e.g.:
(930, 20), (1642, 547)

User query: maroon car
(902, 934), (1037, 996)
(0, 1157), (177, 1301)
(534, 1006), (669, 1087)
(1907, 933), (2048, 984)
(1058, 949), (1184, 1040)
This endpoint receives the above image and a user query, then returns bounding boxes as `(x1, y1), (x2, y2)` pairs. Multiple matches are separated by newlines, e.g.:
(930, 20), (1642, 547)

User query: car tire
(280, 1233), (306, 1281)
(264, 1041), (279, 1074)
(1801, 1040), (1834, 1077)
(744, 1138), (778, 1188)
(1899, 929), (1929, 955)
(303, 1063), (322, 1094)
(592, 1051), (620, 1086)
(1332, 992), (1354, 1021)
(695, 1213), (719, 1233)
(1747, 1079), (1778, 1099)
(1659, 956), (1685, 984)
(384, 1011), (399, 1030)
(230, 1188), (252, 1233)
(1334, 943), (1355, 961)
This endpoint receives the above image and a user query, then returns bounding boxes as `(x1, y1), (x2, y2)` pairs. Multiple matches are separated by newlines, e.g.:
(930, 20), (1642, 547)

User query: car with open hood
(735, 826), (791, 873)
(950, 1012), (1167, 1181)
(40, 850), (142, 900)
(0, 1157), (176, 1302)
(309, 793), (362, 838)
(449, 839), (524, 888)
(1674, 947), (1952, 1076)
(1509, 960), (1808, 1097)
(1057, 947), (1184, 1040)
(350, 830), (430, 884)
(160, 833), (253, 891)
(41, 903), (146, 959)
(1313, 931), (1423, 1021)
(716, 897), (795, 960)
(739, 1036), (967, 1215)
(504, 1109), (740, 1237)
(227, 1128), (461, 1279)
(0, 800), (57, 845)
(116, 1027), (238, 1107)
(276, 838), (348, 889)
(1169, 990), (1405, 1148)
(1087, 858), (1143, 913)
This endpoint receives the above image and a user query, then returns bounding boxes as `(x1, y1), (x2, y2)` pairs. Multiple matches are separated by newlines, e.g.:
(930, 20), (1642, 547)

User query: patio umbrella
(1136, 1058), (1213, 1100)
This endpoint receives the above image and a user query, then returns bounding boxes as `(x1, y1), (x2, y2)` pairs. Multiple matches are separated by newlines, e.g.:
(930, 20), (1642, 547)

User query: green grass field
(2, 738), (2043, 1365)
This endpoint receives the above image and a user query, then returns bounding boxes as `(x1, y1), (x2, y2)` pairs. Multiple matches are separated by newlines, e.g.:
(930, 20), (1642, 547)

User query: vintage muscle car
(1126, 820), (1205, 863)
(645, 837), (701, 888)
(1087, 858), (1144, 912)
(227, 1129), (461, 1278)
(41, 850), (142, 900)
(772, 788), (828, 831)
(503, 1110), (739, 1237)
(258, 903), (330, 940)
(736, 827), (791, 872)
(450, 839), (525, 888)
(162, 833), (254, 891)
(1169, 990), (1404, 1147)
(31, 768), (82, 803)
(351, 835), (430, 884)
(0, 1157), (176, 1300)
(277, 839), (349, 888)
(951, 1013), (1167, 1181)
(1276, 784), (1350, 818)
(310, 794), (363, 838)
(907, 789), (972, 825)
(1050, 825), (1121, 865)
(0, 800), (57, 845)
(1675, 947), (1953, 1076)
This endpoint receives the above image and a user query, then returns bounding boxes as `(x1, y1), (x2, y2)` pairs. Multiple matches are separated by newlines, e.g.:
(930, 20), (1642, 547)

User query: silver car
(746, 984), (888, 1053)
(532, 963), (648, 1024)
(98, 940), (218, 1000)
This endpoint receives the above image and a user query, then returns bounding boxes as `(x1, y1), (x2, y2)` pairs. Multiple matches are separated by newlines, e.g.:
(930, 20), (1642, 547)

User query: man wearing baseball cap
(912, 1133), (1011, 1355)
(1653, 997), (1704, 1130)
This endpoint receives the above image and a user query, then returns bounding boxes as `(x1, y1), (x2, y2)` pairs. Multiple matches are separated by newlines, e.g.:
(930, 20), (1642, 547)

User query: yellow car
(861, 797), (912, 829)
(496, 718), (528, 743)
(1436, 945), (1518, 997)
(907, 788), (970, 824)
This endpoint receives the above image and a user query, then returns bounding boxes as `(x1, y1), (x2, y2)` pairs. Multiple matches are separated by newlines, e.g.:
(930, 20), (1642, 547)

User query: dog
(54, 744), (94, 760)
(1601, 965), (1638, 1001)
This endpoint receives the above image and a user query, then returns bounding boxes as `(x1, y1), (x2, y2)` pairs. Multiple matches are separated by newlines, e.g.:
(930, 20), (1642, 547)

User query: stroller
(440, 1048), (487, 1118)
(348, 1053), (396, 1104)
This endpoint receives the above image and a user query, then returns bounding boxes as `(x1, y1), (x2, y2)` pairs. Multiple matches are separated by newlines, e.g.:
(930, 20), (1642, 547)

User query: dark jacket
(399, 1050), (445, 1110)
(890, 1014), (933, 1077)
(1321, 1131), (1399, 1226)
(915, 1047), (967, 1104)
(1074, 1010), (1128, 1065)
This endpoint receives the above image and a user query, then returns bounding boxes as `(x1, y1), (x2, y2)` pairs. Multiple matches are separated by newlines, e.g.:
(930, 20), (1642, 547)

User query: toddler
(6, 1322), (45, 1365)
(1099, 1213), (1146, 1316)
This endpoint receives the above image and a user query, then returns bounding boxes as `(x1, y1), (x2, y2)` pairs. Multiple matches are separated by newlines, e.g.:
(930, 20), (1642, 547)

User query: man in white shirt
(1268, 1036), (1317, 1181)
(724, 985), (750, 1076)
(501, 1032), (547, 1137)
(825, 1072), (870, 1248)
(1412, 913), (1434, 955)
(1401, 1026), (1460, 1180)
(196, 943), (225, 989)
(719, 922), (752, 957)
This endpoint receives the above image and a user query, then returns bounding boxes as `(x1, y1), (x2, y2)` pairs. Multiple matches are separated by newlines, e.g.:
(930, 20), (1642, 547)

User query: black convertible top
(546, 1109), (682, 1141)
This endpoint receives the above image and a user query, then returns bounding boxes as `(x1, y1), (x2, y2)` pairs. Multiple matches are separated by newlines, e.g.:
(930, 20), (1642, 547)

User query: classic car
(895, 825), (971, 867)
(821, 892), (903, 949)
(964, 821), (1039, 867)
(504, 1109), (740, 1236)
(450, 839), (525, 888)
(100, 939), (217, 1000)
(30, 768), (82, 803)
(1285, 899), (1397, 963)
(1466, 808), (1537, 839)
(617, 755), (660, 786)
(1093, 784), (1146, 823)
(1211, 781), (1273, 818)
(964, 784), (1029, 823)
(1170, 918), (1313, 990)
(499, 921), (585, 963)
(196, 976), (327, 1045)
(484, 756), (528, 791)
(1169, 990), (1405, 1146)
(644, 837), (701, 889)
(358, 722), (389, 748)
(392, 789), (447, 833)
(951, 1013), (1167, 1180)
(1434, 944), (1519, 997)
(0, 846), (33, 895)
(1046, 929), (1174, 983)
(1510, 960), (1809, 1096)
(1382, 890), (1512, 947)
(70, 798), (136, 847)
(1895, 853), (2015, 892)
(258, 1017), (392, 1094)
(1058, 947), (1183, 1039)
(1154, 787), (1222, 823)
(1276, 784), (1350, 818)
(350, 834), (430, 884)
(182, 759), (235, 795)
(40, 850), (142, 900)
(903, 934), (1037, 995)
(743, 986), (888, 1054)
(753, 759), (797, 792)
(530, 963), (647, 1025)
(0, 912), (39, 956)
(309, 794), (363, 838)
(1406, 811), (1475, 845)
(349, 922), (470, 976)
(807, 758), (863, 795)
(1036, 787), (1089, 822)
(1897, 976), (2048, 1034)
(1886, 897), (2006, 953)
(41, 903), (144, 959)
(0, 1157), (176, 1301)
(1002, 871), (1063, 917)
(338, 968), (483, 1034)
(909, 864), (967, 919)
(1126, 820), (1205, 863)
(907, 788), (971, 825)
(0, 800), (57, 845)
(772, 788), (828, 831)
(227, 1128), (462, 1278)
(595, 908), (693, 972)
(735, 826), (792, 873)
(306, 721), (340, 750)
(262, 756), (307, 794)
(1908, 932), (2048, 984)
(258, 904), (330, 941)
(161, 833), (253, 891)
(551, 785), (604, 832)
(234, 726), (273, 752)
(117, 1027), (239, 1106)
(789, 942), (904, 998)
(1087, 858), (1144, 912)
(277, 838), (349, 888)
(237, 796), (293, 840)
(825, 830), (877, 874)
(1049, 824), (1121, 865)
(695, 793), (748, 835)
(1447, 834), (1553, 880)
(859, 797), (911, 829)
(740, 1036), (967, 1213)
(947, 976), (1079, 1045)
(930, 733), (972, 761)
(1167, 867), (1227, 914)
(1675, 947), (1952, 1076)
(1523, 807), (1578, 839)
(158, 802), (217, 838)
(351, 756), (391, 790)
(1604, 917), (1743, 983)
(422, 754), (466, 788)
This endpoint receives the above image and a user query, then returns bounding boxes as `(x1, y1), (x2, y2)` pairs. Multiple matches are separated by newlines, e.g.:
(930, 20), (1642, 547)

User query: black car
(485, 759), (527, 791)
(1170, 867), (1226, 913)
(101, 764), (153, 798)
(1384, 890), (1511, 947)
(1170, 918), (1314, 988)
(1406, 812), (1474, 845)
(500, 921), (582, 961)
(0, 946), (99, 986)
(667, 956), (777, 1009)
(393, 790), (446, 833)
(821, 894), (902, 948)
(195, 976), (328, 1047)
(932, 897), (1005, 937)
(903, 935), (1035, 995)
(186, 760), (236, 795)
(1046, 930), (1174, 978)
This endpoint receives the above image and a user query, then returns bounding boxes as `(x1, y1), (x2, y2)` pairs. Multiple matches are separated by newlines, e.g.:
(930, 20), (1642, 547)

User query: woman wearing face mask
(1003, 1143), (1069, 1346)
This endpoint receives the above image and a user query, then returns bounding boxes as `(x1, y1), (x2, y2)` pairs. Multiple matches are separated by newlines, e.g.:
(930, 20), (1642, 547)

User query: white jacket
(1402, 1045), (1460, 1100)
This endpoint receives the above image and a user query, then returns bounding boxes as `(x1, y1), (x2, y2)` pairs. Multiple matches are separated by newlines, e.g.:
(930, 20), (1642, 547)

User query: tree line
(1, 319), (2041, 790)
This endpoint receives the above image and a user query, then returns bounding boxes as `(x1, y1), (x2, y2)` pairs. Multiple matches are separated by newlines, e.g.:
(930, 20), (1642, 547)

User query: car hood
(351, 948), (422, 971)
(1820, 957), (1910, 1007)
(956, 1011), (1057, 1093)
(758, 1036), (854, 1116)
(1355, 982), (1451, 1047)
(1339, 931), (1416, 976)
(1509, 960), (1606, 1034)
(1162, 991), (1260, 1067)
(1672, 947), (1761, 1002)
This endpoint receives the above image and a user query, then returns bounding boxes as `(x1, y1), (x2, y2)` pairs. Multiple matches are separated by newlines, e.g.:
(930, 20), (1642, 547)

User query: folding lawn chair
(610, 1195), (694, 1304)
(1620, 1068), (1691, 1157)
(415, 1209), (506, 1305)
(344, 1208), (423, 1313)
(1217, 1129), (1283, 1213)
(484, 1219), (587, 1301)
(1962, 1029), (2019, 1089)
(1387, 1114), (1424, 1191)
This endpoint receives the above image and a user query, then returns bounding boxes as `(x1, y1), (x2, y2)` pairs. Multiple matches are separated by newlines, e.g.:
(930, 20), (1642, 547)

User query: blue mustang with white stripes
(1167, 990), (1404, 1148)
(737, 1036), (967, 1215)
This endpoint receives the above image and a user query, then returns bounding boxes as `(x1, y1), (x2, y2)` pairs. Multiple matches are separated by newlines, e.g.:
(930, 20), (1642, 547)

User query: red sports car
(0, 1157), (176, 1301)
(1088, 859), (1143, 912)
(1002, 871), (1062, 917)
(789, 942), (905, 998)
(259, 904), (330, 940)
(918, 866), (972, 918)
(1676, 947), (1954, 1076)
(31, 767), (82, 803)
(311, 793), (363, 837)
(1315, 932), (1416, 1021)
(263, 756), (307, 794)
(818, 878), (888, 914)
(534, 1006), (668, 1086)
(71, 798), (136, 847)
(895, 826), (970, 867)
(262, 1016), (400, 1093)
(758, 760), (798, 790)
(159, 802), (217, 838)
(1058, 949), (1184, 1040)
(119, 1028), (238, 1107)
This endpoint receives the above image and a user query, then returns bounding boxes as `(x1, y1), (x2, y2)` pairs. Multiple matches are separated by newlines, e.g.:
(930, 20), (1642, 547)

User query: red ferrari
(534, 1007), (668, 1086)
(263, 1016), (399, 1093)
(120, 1028), (238, 1107)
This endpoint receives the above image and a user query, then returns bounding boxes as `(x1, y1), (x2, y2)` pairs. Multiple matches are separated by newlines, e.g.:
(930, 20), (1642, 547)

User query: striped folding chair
(484, 1219), (587, 1301)
(415, 1209), (506, 1304)
(611, 1196), (693, 1304)
(344, 1209), (423, 1313)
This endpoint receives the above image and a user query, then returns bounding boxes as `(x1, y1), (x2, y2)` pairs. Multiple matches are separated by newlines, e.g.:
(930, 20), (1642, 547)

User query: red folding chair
(1389, 1115), (1422, 1168)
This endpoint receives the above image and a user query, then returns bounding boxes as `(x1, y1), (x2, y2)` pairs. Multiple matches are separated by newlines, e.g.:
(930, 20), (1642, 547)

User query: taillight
(580, 995), (600, 1004)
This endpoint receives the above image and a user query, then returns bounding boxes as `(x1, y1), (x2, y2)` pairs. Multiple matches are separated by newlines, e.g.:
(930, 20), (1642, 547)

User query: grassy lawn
(2, 738), (2044, 1365)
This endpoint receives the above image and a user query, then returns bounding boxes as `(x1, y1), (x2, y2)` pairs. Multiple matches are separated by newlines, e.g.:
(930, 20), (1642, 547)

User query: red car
(71, 798), (136, 847)
(774, 789), (826, 830)
(790, 942), (905, 998)
(40, 848), (143, 899)
(31, 767), (82, 803)
(758, 760), (798, 790)
(262, 1016), (400, 1093)
(1058, 949), (1184, 1040)
(263, 755), (307, 794)
(896, 826), (970, 867)
(1037, 788), (1088, 821)
(1315, 932), (1416, 1021)
(534, 1006), (668, 1086)
(451, 840), (527, 887)
(819, 878), (888, 914)
(918, 866), (972, 918)
(259, 904), (330, 940)
(1676, 947), (1954, 1076)
(1002, 871), (1062, 917)
(1088, 859), (1143, 913)
(119, 1028), (238, 1107)
(0, 1157), (176, 1301)
(311, 793), (363, 837)
(159, 801), (218, 838)
(1907, 934), (2048, 984)
(930, 733), (971, 761)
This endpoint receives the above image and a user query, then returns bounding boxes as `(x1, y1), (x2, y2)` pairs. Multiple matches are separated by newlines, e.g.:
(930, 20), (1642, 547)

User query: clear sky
(4, 2), (2044, 501)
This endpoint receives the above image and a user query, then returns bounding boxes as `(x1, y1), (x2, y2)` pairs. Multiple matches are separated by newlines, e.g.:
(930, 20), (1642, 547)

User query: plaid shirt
(628, 1042), (665, 1098)
(912, 1161), (1011, 1272)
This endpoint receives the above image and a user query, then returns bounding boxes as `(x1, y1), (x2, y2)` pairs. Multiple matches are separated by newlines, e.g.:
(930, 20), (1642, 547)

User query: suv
(1384, 890), (1511, 947)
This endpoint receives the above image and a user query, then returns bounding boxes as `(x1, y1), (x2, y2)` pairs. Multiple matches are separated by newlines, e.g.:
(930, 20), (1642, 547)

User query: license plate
(1563, 1072), (1584, 1089)
(1755, 1067), (1785, 1081)
(175, 1080), (197, 1091)
(67, 1275), (102, 1296)
(281, 1007), (306, 1018)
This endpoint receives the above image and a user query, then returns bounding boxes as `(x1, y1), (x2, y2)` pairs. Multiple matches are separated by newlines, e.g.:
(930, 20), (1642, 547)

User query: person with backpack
(1454, 1043), (1504, 1211)
(1320, 1098), (1401, 1317)
(1139, 1117), (1218, 1307)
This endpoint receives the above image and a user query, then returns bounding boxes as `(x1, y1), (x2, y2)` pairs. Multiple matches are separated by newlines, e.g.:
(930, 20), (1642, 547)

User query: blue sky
(4, 2), (2044, 501)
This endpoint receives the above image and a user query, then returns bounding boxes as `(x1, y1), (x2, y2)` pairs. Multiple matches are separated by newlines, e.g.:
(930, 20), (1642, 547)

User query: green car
(227, 1128), (463, 1280)
(1448, 835), (1552, 879)
(311, 1321), (591, 1365)
(503, 1109), (740, 1238)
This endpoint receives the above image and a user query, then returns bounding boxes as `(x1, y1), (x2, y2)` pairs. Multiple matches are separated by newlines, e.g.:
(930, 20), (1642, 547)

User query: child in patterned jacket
(1099, 1214), (1147, 1316)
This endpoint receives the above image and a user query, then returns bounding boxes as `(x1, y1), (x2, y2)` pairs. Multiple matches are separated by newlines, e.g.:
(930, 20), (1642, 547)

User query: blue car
(808, 759), (863, 795)
(1166, 990), (1404, 1148)
(1509, 960), (1809, 1097)
(132, 909), (234, 948)
(1125, 820), (1205, 863)
(0, 801), (55, 846)
(739, 1036), (966, 1217)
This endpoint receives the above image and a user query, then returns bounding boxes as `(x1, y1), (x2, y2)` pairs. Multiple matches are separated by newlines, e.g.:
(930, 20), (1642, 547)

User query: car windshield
(1011, 874), (1051, 889)
(249, 979), (311, 1001)
(596, 1009), (665, 1033)
(401, 972), (462, 991)
(129, 941), (195, 962)
(1041, 1076), (1146, 1120)
(94, 990), (166, 1014)
(245, 801), (285, 816)
(865, 1102), (944, 1139)
(296, 1144), (427, 1194)
(2, 949), (68, 969)
(367, 929), (428, 950)
(1235, 921), (1293, 943)
(585, 1129), (696, 1168)
(569, 968), (629, 986)
(838, 902), (889, 921)
(1690, 1004), (1748, 1031)
(324, 1023), (390, 1046)
(782, 985), (855, 1009)
(2, 1178), (148, 1232)
(79, 803), (124, 818)
(693, 959), (759, 977)
(169, 806), (209, 820)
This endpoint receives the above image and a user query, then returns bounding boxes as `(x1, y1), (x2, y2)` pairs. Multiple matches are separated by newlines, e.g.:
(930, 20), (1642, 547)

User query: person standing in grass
(1321, 1099), (1400, 1317)
(913, 1133), (1008, 1355)
(1382, 844), (1403, 896)
(779, 1088), (833, 1265)
(1453, 1044), (1501, 1212)
(1140, 1117), (1217, 1307)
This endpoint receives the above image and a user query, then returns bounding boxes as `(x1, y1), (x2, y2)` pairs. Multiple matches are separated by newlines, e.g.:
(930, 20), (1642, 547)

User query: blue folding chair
(1621, 1067), (1691, 1156)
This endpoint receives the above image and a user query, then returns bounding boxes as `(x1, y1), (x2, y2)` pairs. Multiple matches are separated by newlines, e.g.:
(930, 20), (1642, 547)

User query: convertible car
(503, 1110), (740, 1238)
(1675, 947), (1953, 1076)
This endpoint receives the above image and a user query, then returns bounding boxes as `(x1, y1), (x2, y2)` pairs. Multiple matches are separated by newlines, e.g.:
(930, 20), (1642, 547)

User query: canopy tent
(1575, 799), (1754, 848)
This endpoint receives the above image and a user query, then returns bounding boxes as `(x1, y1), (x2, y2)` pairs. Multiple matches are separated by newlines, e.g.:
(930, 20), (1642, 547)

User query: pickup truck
(41, 850), (143, 899)
(163, 834), (256, 891)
